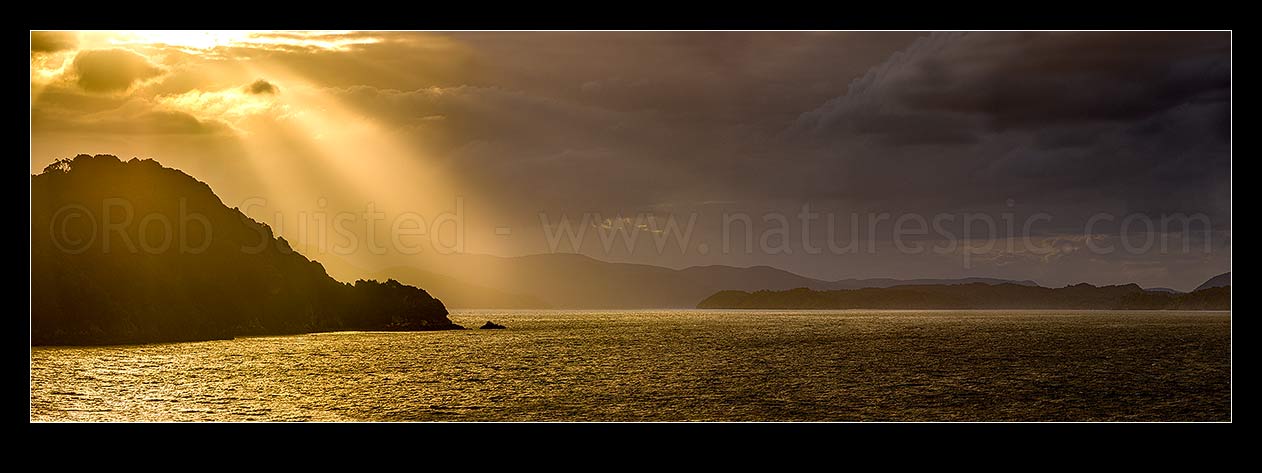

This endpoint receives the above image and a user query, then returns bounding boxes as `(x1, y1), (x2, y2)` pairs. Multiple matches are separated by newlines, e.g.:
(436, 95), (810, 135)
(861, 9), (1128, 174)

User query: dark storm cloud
(246, 79), (278, 95)
(850, 111), (982, 146)
(794, 32), (1229, 134)
(786, 32), (1230, 226)
(452, 32), (923, 124)
(318, 32), (1228, 234)
(72, 49), (164, 93)
(31, 31), (77, 53)
(895, 32), (1228, 129)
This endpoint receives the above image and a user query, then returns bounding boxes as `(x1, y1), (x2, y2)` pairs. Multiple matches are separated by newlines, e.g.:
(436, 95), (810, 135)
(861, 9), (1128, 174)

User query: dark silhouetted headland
(697, 283), (1231, 310)
(31, 155), (461, 346)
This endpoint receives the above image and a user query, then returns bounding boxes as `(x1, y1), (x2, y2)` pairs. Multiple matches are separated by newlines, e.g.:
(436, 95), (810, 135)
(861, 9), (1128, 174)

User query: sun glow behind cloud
(30, 31), (386, 93)
(31, 30), (479, 270)
(157, 86), (289, 127)
(94, 30), (383, 53)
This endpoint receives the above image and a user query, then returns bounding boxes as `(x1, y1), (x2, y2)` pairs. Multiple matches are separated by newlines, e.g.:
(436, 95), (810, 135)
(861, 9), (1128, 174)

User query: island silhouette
(698, 282), (1230, 310)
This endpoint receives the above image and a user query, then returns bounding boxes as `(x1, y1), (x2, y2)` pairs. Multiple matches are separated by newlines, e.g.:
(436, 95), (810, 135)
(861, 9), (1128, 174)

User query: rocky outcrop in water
(479, 321), (506, 329)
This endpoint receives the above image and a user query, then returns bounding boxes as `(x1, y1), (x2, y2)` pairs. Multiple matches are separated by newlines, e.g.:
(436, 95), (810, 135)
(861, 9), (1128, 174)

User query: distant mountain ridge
(31, 155), (460, 345)
(375, 266), (550, 309)
(1195, 272), (1231, 291)
(375, 252), (1039, 309)
(698, 283), (1231, 310)
(826, 276), (1039, 290)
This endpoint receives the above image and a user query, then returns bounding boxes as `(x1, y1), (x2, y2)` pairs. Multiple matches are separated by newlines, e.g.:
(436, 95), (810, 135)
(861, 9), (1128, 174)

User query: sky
(29, 31), (1231, 291)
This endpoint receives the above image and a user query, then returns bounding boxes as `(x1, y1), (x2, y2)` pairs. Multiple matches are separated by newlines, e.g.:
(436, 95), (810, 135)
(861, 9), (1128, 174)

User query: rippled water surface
(31, 310), (1231, 421)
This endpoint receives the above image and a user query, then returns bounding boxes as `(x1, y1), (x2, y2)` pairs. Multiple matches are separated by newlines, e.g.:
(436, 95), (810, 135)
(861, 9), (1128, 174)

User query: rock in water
(480, 321), (507, 329)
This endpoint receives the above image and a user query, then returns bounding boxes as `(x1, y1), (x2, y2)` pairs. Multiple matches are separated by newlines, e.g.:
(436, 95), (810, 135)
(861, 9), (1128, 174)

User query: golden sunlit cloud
(72, 49), (164, 93)
(32, 30), (389, 100)
(156, 85), (289, 128)
(93, 30), (383, 54)
(30, 51), (73, 85)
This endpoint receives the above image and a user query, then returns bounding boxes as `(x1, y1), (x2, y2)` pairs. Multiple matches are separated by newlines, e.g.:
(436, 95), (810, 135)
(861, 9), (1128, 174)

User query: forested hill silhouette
(697, 283), (1230, 310)
(31, 154), (460, 346)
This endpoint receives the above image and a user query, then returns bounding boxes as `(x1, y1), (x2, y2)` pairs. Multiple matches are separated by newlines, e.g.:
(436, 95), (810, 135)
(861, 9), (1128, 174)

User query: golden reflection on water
(31, 310), (1231, 422)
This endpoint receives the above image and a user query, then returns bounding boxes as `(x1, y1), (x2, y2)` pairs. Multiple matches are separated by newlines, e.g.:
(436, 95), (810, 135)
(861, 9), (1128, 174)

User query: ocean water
(30, 310), (1231, 422)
